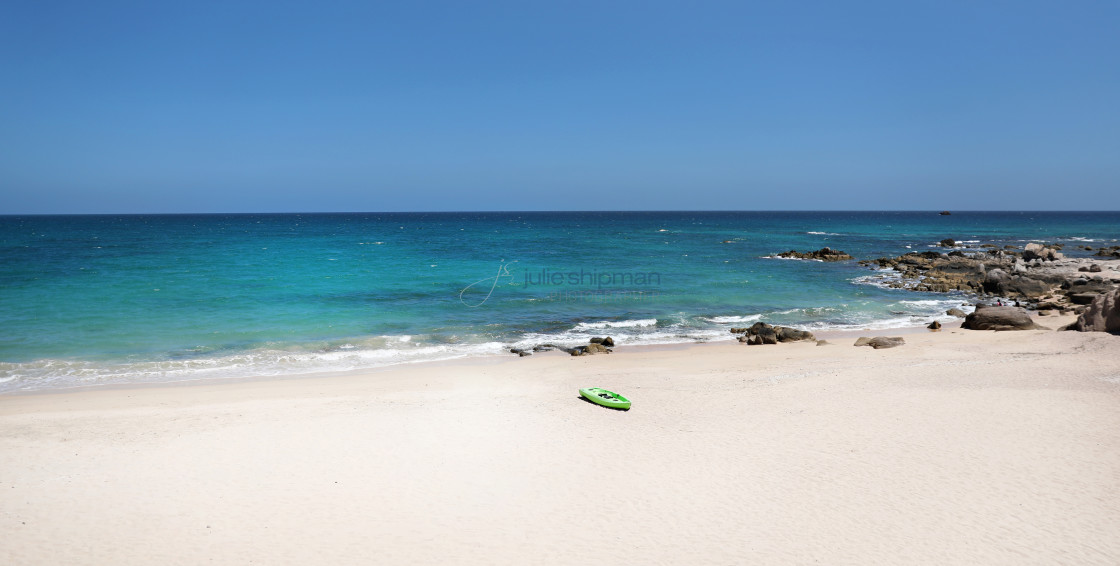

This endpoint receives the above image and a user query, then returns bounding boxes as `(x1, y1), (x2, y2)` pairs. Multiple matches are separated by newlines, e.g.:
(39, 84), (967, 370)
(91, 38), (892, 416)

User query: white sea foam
(704, 314), (763, 324)
(572, 318), (658, 330)
(0, 301), (980, 394)
(762, 255), (824, 262)
(0, 339), (513, 393)
(806, 231), (842, 236)
(1, 298), (985, 393)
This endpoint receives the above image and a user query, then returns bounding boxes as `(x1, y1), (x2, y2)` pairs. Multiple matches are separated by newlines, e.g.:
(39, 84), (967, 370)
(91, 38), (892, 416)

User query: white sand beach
(3, 317), (1120, 565)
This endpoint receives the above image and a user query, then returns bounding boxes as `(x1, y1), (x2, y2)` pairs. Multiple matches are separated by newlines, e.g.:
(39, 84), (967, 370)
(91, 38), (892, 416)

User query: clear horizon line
(4, 209), (1119, 217)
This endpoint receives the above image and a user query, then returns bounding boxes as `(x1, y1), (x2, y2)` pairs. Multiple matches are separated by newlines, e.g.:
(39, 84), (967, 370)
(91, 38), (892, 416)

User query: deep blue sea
(2, 211), (1118, 392)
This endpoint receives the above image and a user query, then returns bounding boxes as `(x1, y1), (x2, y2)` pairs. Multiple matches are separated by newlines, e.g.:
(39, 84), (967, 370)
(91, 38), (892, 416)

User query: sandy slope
(3, 318), (1119, 565)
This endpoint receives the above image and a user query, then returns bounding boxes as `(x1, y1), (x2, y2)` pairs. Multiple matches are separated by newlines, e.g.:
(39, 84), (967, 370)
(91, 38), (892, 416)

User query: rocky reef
(860, 242), (1120, 316)
(772, 247), (853, 261)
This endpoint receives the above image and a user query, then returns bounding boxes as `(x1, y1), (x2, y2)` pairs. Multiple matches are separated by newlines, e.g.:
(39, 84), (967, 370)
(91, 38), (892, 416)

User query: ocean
(2, 211), (1118, 392)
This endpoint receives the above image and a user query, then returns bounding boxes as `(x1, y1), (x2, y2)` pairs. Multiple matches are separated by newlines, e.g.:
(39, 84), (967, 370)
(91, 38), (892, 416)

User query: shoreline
(2, 318), (972, 398)
(3, 312), (1119, 564)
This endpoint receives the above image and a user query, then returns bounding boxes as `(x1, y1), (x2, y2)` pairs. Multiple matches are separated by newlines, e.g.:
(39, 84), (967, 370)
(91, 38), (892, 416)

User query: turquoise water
(2, 211), (1118, 391)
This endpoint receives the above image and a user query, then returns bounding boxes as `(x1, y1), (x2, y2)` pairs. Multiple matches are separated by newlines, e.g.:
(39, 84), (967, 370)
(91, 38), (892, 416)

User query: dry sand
(3, 316), (1120, 565)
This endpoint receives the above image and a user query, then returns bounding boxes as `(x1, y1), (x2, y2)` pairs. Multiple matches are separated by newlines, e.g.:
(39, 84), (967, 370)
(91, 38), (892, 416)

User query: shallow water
(2, 211), (1117, 391)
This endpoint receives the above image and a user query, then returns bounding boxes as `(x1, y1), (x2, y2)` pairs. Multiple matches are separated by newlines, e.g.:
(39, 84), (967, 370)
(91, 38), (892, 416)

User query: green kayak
(579, 387), (631, 410)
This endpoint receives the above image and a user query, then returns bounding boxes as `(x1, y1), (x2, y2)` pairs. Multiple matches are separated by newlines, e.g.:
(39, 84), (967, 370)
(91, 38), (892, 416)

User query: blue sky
(1, 0), (1117, 213)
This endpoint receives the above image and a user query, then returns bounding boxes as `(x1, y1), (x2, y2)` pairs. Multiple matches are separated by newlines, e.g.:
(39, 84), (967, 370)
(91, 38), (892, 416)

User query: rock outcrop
(732, 322), (816, 345)
(960, 306), (1045, 331)
(861, 243), (1120, 312)
(1022, 243), (1063, 262)
(584, 343), (611, 354)
(589, 336), (615, 347)
(525, 338), (616, 356)
(982, 268), (1050, 298)
(773, 247), (853, 261)
(854, 336), (905, 349)
(1064, 288), (1120, 334)
(1095, 246), (1120, 258)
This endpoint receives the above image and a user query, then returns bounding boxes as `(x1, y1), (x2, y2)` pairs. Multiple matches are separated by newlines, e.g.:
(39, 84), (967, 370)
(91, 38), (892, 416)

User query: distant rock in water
(773, 247), (853, 261)
(939, 238), (956, 247)
(1094, 246), (1120, 258)
(946, 308), (967, 318)
(1064, 288), (1120, 334)
(939, 211), (952, 215)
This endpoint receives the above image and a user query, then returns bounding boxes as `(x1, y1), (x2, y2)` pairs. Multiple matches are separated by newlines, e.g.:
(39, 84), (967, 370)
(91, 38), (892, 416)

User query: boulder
(1006, 276), (1051, 298)
(776, 326), (816, 342)
(589, 337), (605, 344)
(518, 351), (532, 357)
(739, 321), (814, 345)
(961, 306), (1044, 331)
(982, 268), (1051, 298)
(982, 268), (1010, 294)
(585, 343), (611, 354)
(1022, 243), (1041, 258)
(1022, 243), (1063, 261)
(939, 238), (956, 247)
(816, 340), (830, 346)
(854, 336), (905, 349)
(927, 320), (941, 330)
(1065, 288), (1120, 333)
(946, 308), (967, 318)
(1070, 293), (1100, 305)
(757, 328), (778, 345)
(1089, 264), (1102, 273)
(601, 336), (615, 347)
